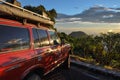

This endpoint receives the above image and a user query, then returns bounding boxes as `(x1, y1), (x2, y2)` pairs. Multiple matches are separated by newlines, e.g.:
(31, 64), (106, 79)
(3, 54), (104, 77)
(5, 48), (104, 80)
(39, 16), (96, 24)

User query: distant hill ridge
(56, 6), (120, 23)
(69, 31), (87, 38)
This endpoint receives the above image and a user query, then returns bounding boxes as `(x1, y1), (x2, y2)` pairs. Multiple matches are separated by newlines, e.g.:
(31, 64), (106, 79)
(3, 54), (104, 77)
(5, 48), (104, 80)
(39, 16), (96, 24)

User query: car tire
(62, 55), (70, 69)
(26, 73), (42, 80)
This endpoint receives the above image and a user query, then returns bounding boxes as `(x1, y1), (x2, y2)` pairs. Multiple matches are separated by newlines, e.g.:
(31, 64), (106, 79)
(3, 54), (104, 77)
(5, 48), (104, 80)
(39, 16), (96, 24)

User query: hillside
(69, 31), (87, 38)
(56, 6), (120, 23)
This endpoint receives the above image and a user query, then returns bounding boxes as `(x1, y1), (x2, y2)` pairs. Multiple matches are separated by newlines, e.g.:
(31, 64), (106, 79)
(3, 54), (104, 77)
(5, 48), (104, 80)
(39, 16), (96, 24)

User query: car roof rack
(0, 0), (54, 26)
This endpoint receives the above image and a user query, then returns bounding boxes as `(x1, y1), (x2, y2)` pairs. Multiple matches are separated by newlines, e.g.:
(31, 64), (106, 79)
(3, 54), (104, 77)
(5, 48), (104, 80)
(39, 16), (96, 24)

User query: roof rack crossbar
(0, 0), (50, 20)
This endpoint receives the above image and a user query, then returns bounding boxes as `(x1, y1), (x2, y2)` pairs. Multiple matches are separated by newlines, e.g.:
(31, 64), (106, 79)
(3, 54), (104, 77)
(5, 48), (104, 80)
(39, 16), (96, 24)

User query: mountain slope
(57, 6), (120, 23)
(69, 31), (87, 38)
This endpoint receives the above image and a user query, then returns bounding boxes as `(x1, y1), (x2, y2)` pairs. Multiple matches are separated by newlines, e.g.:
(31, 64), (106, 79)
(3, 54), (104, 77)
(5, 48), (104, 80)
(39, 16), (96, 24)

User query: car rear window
(0, 25), (30, 53)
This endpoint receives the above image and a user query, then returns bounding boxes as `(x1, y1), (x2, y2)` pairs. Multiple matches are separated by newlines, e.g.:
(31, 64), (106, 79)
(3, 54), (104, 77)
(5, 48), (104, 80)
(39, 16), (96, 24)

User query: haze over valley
(55, 6), (120, 35)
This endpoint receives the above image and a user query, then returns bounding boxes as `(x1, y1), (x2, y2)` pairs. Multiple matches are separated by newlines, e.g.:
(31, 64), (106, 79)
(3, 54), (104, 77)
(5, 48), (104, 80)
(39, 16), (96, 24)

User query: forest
(59, 32), (120, 70)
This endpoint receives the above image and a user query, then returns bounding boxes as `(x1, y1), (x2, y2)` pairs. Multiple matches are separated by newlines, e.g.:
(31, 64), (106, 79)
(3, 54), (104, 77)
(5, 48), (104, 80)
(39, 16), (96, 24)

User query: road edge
(71, 58), (120, 80)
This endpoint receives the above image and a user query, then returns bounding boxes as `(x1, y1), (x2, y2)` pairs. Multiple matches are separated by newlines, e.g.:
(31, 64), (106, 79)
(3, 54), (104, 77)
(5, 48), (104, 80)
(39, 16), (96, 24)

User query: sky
(18, 0), (120, 35)
(18, 0), (120, 15)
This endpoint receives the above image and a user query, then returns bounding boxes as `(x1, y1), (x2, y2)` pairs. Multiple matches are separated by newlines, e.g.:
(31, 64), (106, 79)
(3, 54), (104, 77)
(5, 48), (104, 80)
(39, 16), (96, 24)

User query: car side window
(32, 28), (49, 48)
(37, 29), (49, 47)
(49, 31), (61, 45)
(0, 25), (30, 53)
(32, 28), (40, 48)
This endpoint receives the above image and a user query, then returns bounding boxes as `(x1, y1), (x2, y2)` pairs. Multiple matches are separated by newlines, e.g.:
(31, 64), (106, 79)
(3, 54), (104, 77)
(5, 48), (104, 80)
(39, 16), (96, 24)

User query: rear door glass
(32, 28), (40, 48)
(37, 29), (50, 47)
(0, 25), (30, 53)
(32, 28), (49, 48)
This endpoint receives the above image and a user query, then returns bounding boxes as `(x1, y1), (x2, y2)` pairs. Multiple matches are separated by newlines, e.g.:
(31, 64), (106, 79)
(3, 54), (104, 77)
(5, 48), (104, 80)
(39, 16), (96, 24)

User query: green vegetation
(59, 32), (120, 70)
(24, 5), (57, 23)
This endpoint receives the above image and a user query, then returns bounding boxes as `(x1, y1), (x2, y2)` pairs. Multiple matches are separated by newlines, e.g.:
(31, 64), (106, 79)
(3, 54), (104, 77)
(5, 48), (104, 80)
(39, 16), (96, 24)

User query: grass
(70, 55), (120, 72)
(70, 55), (96, 64)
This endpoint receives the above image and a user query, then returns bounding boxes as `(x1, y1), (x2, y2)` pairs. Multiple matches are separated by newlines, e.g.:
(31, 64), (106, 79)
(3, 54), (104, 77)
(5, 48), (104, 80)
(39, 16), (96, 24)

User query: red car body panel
(0, 18), (71, 80)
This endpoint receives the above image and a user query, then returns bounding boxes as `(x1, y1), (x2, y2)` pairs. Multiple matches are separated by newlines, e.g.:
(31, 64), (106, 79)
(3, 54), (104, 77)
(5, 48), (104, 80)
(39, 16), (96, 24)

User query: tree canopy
(24, 5), (57, 23)
(59, 32), (120, 69)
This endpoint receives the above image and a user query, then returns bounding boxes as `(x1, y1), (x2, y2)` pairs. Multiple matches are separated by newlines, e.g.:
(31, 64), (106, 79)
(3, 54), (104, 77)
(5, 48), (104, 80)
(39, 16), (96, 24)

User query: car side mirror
(53, 40), (59, 45)
(61, 39), (65, 45)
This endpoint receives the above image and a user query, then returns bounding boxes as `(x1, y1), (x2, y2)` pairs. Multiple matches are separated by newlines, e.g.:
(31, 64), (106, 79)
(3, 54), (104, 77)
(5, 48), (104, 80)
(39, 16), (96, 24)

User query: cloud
(94, 4), (104, 7)
(56, 6), (120, 34)
(102, 14), (114, 18)
(113, 5), (117, 7)
(55, 19), (120, 34)
(56, 17), (81, 23)
(74, 7), (79, 9)
(57, 6), (120, 23)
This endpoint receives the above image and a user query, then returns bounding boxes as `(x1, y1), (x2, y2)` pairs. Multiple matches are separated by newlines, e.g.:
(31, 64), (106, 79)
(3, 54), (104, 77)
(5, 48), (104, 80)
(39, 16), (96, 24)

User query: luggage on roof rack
(0, 0), (54, 26)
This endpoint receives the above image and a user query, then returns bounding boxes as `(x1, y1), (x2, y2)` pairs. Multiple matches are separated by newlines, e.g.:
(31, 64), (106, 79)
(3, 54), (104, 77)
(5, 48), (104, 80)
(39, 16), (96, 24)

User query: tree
(59, 31), (120, 68)
(24, 5), (38, 13)
(24, 5), (57, 22)
(37, 5), (46, 12)
(6, 0), (21, 6)
(47, 9), (57, 22)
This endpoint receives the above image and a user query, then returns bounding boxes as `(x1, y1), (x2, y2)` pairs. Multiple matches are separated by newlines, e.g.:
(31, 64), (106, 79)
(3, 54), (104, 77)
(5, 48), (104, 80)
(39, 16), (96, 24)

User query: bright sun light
(108, 29), (113, 32)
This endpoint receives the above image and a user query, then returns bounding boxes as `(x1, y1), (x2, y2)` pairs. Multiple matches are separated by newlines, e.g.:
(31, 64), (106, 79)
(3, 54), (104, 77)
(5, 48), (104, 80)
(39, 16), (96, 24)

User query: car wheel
(62, 55), (70, 69)
(26, 73), (42, 80)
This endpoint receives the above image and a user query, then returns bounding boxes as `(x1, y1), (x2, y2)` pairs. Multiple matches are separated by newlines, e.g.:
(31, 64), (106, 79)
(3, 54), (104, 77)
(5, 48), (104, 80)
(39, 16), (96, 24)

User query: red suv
(0, 1), (71, 80)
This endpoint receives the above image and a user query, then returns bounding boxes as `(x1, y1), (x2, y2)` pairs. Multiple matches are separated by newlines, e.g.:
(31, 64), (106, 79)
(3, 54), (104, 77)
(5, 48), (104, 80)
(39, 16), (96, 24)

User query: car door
(32, 28), (55, 72)
(0, 25), (35, 80)
(48, 31), (62, 65)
